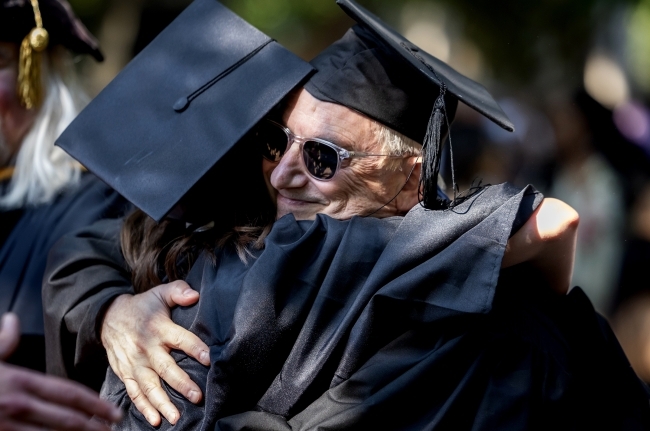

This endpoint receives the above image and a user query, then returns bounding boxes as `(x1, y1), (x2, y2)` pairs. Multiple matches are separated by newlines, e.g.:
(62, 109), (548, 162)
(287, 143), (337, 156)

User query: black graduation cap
(2, 0), (102, 108)
(305, 0), (514, 209)
(0, 0), (102, 61)
(56, 0), (314, 222)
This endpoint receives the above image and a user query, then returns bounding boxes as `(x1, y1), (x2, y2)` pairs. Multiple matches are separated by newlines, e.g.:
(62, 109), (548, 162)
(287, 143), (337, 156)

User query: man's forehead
(281, 88), (377, 148)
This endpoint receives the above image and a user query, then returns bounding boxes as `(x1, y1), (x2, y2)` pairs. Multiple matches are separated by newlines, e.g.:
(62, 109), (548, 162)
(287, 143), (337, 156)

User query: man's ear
(394, 156), (421, 214)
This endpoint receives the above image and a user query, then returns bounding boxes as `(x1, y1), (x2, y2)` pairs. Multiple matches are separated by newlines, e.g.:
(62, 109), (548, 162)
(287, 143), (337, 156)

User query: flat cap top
(56, 0), (313, 222)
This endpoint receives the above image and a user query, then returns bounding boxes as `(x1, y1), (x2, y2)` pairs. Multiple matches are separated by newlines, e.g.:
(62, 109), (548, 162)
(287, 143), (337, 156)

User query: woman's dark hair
(120, 128), (276, 293)
(121, 208), (273, 293)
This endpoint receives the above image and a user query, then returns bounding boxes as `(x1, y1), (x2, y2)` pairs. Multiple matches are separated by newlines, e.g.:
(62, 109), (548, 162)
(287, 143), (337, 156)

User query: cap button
(173, 96), (190, 112)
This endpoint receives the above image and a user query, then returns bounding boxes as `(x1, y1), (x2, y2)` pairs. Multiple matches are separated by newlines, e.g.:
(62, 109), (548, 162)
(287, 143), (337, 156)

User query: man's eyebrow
(317, 131), (355, 149)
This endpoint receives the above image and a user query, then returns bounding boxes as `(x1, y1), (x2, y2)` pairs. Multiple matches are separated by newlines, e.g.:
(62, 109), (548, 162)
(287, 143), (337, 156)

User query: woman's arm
(43, 218), (133, 388)
(502, 197), (580, 295)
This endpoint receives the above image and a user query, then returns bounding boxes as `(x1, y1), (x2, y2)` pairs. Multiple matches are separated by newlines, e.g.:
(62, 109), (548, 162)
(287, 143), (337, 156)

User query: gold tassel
(17, 0), (49, 109)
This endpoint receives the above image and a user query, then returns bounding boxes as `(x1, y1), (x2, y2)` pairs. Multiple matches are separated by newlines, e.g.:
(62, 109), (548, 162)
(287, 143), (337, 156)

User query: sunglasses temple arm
(349, 152), (410, 158)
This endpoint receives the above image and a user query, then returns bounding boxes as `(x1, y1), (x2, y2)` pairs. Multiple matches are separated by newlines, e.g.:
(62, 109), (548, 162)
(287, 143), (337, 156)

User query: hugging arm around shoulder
(39, 183), (650, 430)
(99, 183), (649, 431)
(42, 218), (134, 391)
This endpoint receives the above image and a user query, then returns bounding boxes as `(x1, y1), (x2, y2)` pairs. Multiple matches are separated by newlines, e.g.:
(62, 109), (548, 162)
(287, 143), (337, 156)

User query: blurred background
(67, 0), (650, 379)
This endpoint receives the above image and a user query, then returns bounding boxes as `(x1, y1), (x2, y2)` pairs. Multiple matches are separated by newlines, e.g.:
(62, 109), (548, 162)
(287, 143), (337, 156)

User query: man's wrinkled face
(262, 89), (419, 221)
(0, 41), (37, 165)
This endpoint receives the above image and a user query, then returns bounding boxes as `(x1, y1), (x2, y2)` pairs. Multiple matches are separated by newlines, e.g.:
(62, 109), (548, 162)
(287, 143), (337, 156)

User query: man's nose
(269, 140), (309, 189)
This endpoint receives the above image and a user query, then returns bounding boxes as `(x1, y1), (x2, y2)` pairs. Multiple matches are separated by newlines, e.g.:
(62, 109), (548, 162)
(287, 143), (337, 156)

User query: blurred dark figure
(546, 94), (625, 313)
(575, 91), (650, 209)
(552, 91), (650, 382)
(0, 0), (128, 372)
(441, 98), (556, 197)
(612, 182), (650, 382)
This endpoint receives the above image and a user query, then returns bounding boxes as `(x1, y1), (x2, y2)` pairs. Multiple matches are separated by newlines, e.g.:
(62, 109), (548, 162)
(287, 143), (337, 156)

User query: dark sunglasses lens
(256, 122), (288, 162)
(302, 140), (338, 180)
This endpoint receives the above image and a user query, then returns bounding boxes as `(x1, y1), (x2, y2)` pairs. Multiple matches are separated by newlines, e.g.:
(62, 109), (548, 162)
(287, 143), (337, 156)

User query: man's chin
(276, 206), (318, 221)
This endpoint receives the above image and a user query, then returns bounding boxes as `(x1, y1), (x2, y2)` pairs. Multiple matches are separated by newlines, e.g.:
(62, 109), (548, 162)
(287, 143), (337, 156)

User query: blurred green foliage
(69, 0), (641, 88)
(221, 0), (641, 87)
(629, 0), (650, 93)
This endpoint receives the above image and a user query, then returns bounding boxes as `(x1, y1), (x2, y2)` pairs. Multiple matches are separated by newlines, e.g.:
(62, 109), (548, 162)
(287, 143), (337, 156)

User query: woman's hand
(503, 197), (580, 294)
(0, 313), (122, 431)
(101, 281), (210, 426)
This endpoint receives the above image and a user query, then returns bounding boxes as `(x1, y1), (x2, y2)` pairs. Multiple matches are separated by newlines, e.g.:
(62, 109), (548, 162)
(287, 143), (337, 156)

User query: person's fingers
(0, 313), (20, 360)
(18, 370), (121, 424)
(157, 280), (199, 308)
(123, 377), (160, 427)
(0, 393), (110, 431)
(131, 366), (180, 425)
(148, 348), (202, 404)
(163, 324), (210, 367)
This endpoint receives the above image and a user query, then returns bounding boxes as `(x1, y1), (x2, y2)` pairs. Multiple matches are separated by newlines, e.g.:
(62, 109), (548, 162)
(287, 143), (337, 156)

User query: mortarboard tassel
(419, 86), (447, 209)
(17, 0), (49, 109)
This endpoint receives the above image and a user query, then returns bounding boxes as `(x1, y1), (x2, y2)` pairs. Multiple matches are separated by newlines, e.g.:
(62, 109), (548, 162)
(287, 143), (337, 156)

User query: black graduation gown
(69, 183), (647, 430)
(0, 172), (129, 371)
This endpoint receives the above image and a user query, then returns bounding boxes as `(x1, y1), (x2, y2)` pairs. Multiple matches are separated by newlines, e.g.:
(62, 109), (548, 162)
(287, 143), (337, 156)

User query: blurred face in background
(0, 41), (38, 166)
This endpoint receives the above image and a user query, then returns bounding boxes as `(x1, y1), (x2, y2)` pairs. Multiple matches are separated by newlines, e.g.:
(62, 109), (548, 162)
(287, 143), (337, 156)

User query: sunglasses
(255, 119), (402, 181)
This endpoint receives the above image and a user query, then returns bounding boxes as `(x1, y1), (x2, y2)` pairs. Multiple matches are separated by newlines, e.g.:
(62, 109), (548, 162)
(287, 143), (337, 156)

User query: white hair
(374, 121), (448, 190)
(373, 122), (421, 172)
(0, 48), (88, 209)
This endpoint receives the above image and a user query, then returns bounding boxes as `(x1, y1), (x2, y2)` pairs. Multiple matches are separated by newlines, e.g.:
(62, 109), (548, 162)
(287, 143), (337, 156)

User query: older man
(45, 0), (650, 429)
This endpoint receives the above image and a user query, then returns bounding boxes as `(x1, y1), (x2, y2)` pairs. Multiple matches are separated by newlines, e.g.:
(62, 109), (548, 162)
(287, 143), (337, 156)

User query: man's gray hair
(0, 48), (87, 209)
(374, 121), (448, 191)
(373, 122), (421, 172)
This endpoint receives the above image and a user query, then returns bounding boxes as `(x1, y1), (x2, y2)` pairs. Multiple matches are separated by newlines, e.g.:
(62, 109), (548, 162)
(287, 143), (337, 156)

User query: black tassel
(419, 88), (447, 209)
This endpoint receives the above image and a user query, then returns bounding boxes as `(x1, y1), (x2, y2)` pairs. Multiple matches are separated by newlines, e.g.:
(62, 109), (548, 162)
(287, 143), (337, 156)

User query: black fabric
(43, 217), (133, 390)
(0, 173), (128, 372)
(43, 182), (650, 429)
(5, 334), (45, 372)
(43, 182), (520, 390)
(0, 0), (103, 61)
(612, 237), (650, 313)
(91, 182), (648, 430)
(55, 0), (313, 223)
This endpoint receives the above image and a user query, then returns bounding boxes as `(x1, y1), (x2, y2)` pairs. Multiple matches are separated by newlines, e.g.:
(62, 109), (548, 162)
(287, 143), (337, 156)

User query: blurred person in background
(0, 312), (122, 430)
(0, 0), (128, 372)
(612, 180), (650, 382)
(546, 95), (625, 313)
(441, 99), (556, 199)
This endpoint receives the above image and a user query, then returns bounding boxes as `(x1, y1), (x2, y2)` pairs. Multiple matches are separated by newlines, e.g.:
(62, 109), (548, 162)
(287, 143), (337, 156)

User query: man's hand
(0, 313), (122, 431)
(101, 281), (210, 426)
